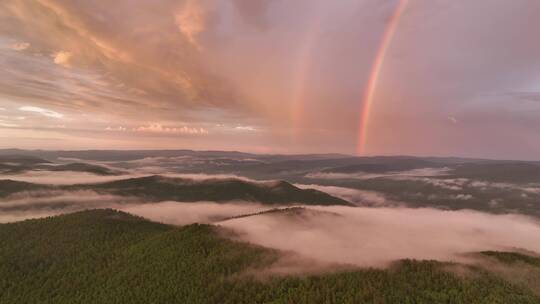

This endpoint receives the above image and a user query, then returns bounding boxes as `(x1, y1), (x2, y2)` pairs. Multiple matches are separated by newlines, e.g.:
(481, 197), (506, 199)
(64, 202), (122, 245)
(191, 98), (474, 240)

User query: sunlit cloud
(9, 42), (30, 51)
(175, 0), (207, 49)
(0, 121), (18, 127)
(52, 51), (73, 68)
(0, 0), (539, 157)
(235, 125), (257, 132)
(19, 106), (64, 119)
(134, 123), (209, 135)
(105, 126), (127, 132)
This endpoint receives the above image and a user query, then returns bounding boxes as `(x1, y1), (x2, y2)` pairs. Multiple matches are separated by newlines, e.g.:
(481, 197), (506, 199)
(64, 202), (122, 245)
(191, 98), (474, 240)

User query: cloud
(0, 191), (270, 225)
(0, 0), (385, 152)
(119, 201), (268, 226)
(175, 0), (208, 49)
(19, 106), (63, 118)
(105, 126), (127, 132)
(455, 194), (473, 200)
(134, 123), (209, 135)
(1, 167), (259, 187)
(0, 210), (65, 224)
(3, 183), (540, 270)
(52, 51), (73, 67)
(9, 42), (30, 51)
(163, 173), (257, 182)
(1, 190), (136, 210)
(413, 177), (468, 191)
(0, 0), (246, 141)
(0, 121), (19, 127)
(235, 125), (257, 132)
(295, 184), (392, 206)
(306, 167), (451, 180)
(0, 189), (140, 223)
(306, 172), (386, 180)
(1, 0), (540, 157)
(220, 206), (540, 267)
(411, 176), (540, 195)
(0, 170), (138, 185)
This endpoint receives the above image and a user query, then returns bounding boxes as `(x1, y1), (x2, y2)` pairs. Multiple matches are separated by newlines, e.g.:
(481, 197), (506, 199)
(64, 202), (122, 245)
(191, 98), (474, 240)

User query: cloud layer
(221, 206), (540, 267)
(2, 181), (540, 269)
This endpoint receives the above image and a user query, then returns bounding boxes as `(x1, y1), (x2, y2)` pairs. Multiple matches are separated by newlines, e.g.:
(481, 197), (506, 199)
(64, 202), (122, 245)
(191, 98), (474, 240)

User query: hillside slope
(0, 210), (539, 304)
(75, 176), (352, 205)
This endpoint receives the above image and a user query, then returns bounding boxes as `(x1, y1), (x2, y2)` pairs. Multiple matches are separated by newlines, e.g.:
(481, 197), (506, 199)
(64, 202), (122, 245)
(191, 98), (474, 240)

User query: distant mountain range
(4, 149), (540, 217)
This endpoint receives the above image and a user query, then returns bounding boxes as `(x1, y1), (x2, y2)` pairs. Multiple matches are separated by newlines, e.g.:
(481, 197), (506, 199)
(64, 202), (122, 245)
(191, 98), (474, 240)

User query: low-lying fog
(2, 164), (540, 268)
(220, 206), (540, 267)
(295, 184), (393, 206)
(1, 171), (254, 185)
(3, 197), (540, 268)
(120, 202), (267, 226)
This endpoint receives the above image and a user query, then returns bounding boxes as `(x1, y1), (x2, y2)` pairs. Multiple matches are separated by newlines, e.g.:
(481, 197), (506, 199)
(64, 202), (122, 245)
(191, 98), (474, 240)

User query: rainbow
(290, 7), (323, 141)
(357, 0), (408, 155)
(291, 19), (321, 135)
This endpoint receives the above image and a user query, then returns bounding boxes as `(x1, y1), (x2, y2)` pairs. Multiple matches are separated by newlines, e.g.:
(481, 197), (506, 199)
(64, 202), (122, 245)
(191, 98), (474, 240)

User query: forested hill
(0, 175), (352, 206)
(1, 209), (539, 304)
(72, 175), (353, 205)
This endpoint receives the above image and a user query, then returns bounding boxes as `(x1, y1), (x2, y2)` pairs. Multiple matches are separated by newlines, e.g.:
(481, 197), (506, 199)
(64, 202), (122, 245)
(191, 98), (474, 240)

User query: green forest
(1, 209), (539, 304)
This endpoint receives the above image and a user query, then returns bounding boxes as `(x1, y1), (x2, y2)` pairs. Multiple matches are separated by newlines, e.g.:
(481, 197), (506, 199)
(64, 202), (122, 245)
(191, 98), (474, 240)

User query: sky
(0, 0), (540, 159)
